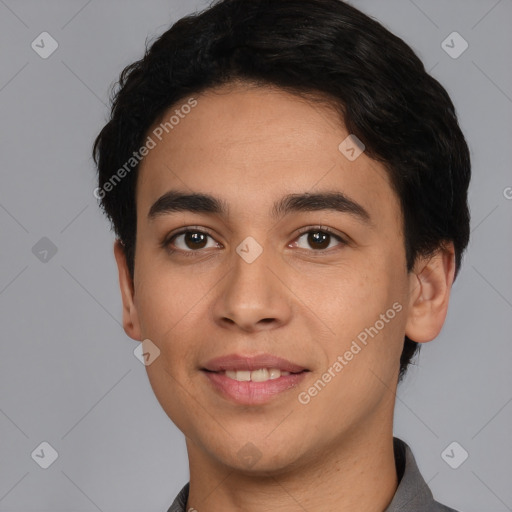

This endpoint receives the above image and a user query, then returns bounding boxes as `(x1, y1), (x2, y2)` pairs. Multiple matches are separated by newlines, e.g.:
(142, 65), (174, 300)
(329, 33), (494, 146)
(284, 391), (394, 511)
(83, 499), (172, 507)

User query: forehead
(136, 83), (400, 227)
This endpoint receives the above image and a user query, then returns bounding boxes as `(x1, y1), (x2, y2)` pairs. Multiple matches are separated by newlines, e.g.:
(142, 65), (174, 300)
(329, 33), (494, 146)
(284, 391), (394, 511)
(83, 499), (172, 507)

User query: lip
(201, 353), (309, 405)
(203, 371), (308, 405)
(202, 353), (307, 373)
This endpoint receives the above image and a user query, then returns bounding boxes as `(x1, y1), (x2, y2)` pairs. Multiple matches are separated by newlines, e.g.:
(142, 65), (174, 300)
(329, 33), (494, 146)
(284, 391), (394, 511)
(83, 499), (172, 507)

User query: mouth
(202, 353), (308, 373)
(204, 367), (304, 382)
(201, 354), (310, 405)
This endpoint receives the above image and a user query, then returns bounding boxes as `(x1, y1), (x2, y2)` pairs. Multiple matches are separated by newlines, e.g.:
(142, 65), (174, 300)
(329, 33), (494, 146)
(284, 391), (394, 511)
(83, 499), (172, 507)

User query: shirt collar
(167, 437), (451, 512)
(384, 437), (436, 511)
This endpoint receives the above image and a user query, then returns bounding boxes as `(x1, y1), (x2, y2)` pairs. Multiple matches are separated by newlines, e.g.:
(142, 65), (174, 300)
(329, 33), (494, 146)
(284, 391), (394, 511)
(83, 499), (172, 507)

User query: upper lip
(202, 353), (308, 373)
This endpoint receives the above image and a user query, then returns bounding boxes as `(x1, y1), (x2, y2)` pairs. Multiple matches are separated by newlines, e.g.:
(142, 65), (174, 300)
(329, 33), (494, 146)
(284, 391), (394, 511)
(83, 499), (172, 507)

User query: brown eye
(166, 230), (220, 253)
(306, 231), (331, 249)
(293, 228), (347, 251)
(182, 231), (208, 249)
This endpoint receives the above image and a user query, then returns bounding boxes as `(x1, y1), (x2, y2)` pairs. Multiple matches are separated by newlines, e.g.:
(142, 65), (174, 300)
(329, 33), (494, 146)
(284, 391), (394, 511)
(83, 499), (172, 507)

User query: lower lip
(203, 370), (308, 405)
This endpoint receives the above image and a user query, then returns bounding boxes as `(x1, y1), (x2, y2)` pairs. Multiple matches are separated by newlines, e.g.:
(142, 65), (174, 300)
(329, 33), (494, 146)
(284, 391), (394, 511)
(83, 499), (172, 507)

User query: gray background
(0, 0), (511, 511)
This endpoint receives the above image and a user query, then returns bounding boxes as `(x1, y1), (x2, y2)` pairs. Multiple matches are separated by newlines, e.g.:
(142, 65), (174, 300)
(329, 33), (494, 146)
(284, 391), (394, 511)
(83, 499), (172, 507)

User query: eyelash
(160, 225), (348, 257)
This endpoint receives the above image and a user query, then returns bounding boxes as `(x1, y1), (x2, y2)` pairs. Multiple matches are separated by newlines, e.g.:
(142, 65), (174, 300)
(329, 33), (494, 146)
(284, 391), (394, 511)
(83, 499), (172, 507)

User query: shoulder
(433, 502), (463, 512)
(166, 482), (189, 512)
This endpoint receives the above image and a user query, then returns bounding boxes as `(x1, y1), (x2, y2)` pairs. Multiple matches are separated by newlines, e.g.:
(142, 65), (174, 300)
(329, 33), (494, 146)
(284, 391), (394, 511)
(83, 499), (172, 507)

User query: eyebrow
(148, 190), (372, 225)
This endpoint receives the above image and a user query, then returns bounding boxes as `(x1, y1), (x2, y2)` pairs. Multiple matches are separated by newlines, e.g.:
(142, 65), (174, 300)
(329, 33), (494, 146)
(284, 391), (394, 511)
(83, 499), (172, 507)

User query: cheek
(133, 254), (217, 392)
(307, 252), (407, 371)
(134, 263), (204, 430)
(133, 252), (212, 341)
(292, 256), (398, 338)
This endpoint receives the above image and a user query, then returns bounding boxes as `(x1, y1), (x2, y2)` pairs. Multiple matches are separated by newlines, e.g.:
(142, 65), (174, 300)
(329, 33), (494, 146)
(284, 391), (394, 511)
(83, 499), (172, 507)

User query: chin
(208, 438), (309, 476)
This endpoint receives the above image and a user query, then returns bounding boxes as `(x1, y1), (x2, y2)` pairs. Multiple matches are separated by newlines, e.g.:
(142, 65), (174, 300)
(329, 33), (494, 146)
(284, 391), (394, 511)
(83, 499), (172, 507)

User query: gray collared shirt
(166, 437), (460, 512)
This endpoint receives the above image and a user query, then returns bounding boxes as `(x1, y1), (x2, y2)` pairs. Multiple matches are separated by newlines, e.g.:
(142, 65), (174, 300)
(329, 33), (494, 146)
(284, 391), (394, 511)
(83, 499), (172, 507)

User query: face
(115, 82), (453, 474)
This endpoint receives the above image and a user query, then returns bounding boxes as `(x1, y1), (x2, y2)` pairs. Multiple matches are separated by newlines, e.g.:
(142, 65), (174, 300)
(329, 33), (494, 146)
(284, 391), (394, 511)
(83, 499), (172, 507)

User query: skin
(114, 82), (455, 512)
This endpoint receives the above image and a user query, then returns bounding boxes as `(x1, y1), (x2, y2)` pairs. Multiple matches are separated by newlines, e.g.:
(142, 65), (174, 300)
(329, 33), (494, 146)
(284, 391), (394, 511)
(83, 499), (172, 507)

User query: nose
(212, 243), (292, 333)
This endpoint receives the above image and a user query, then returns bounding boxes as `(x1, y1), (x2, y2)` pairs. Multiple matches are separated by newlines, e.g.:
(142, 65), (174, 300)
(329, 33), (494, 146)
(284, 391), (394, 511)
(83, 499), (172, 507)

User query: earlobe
(113, 240), (142, 341)
(404, 242), (456, 343)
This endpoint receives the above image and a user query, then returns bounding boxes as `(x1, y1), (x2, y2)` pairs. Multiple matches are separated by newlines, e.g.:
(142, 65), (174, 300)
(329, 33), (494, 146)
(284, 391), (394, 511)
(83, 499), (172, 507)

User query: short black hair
(92, 0), (471, 382)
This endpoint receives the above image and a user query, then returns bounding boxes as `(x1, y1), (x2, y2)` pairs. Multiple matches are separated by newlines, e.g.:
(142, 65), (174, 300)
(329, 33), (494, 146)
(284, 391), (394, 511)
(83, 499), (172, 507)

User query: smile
(222, 368), (291, 382)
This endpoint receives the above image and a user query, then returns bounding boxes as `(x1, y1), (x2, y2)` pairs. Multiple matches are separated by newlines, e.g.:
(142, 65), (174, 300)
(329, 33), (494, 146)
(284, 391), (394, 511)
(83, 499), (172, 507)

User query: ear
(113, 239), (142, 341)
(405, 242), (456, 343)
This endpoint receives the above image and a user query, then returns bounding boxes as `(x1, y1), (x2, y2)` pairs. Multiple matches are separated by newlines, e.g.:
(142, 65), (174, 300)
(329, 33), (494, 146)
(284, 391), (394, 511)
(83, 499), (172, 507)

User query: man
(93, 1), (470, 510)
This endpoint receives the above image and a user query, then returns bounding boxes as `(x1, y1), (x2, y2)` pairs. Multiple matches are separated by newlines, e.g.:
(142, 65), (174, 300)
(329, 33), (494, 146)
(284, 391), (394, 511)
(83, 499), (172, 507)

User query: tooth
(236, 370), (251, 381)
(269, 368), (281, 380)
(251, 368), (269, 382)
(222, 368), (293, 382)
